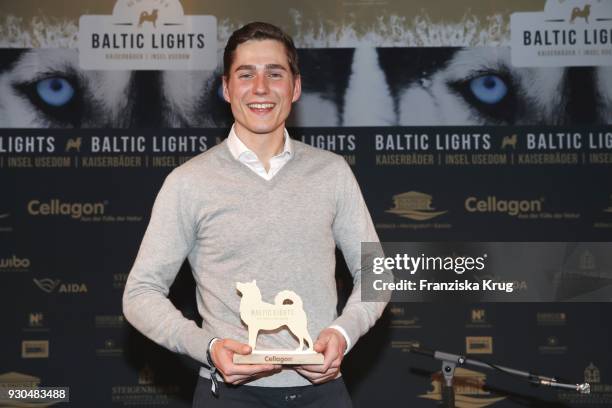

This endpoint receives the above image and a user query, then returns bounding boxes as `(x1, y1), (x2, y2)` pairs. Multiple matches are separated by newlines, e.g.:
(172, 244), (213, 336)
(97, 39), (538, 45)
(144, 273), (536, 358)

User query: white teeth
(248, 103), (275, 109)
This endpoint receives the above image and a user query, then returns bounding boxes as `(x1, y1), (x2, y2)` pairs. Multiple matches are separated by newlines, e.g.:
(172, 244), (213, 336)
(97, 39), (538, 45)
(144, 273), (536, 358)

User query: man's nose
(253, 73), (269, 95)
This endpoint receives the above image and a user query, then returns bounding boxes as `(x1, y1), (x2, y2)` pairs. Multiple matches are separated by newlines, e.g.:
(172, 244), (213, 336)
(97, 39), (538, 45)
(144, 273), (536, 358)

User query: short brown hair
(223, 22), (300, 78)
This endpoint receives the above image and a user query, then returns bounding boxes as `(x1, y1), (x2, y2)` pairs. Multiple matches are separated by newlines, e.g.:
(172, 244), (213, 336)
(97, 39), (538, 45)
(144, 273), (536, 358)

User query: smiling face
(222, 39), (301, 139)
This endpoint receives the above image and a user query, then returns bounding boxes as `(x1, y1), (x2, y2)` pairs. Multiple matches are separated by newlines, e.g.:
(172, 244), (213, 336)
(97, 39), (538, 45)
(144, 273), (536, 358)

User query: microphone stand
(409, 346), (590, 408)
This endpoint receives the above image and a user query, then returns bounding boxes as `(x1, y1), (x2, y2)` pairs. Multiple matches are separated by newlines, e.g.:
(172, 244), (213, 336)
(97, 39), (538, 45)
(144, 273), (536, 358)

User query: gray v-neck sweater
(123, 139), (387, 387)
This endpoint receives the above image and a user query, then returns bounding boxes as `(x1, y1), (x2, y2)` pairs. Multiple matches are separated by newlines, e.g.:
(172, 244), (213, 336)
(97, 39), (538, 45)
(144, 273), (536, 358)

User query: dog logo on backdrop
(236, 280), (313, 351)
(138, 9), (159, 28)
(570, 4), (591, 23)
(65, 137), (82, 152)
(501, 134), (517, 149)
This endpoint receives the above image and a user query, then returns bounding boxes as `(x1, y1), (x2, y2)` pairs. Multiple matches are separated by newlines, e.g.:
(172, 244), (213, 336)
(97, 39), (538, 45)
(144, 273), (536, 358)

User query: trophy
(233, 280), (324, 365)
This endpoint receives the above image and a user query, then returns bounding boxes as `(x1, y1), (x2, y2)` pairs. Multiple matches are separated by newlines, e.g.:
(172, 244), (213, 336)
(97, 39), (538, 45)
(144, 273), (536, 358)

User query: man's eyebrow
(234, 64), (288, 72)
(264, 64), (287, 71)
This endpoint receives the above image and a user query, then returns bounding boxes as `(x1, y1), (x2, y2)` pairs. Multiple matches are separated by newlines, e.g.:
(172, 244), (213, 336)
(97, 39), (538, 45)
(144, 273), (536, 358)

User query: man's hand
(210, 339), (281, 384)
(294, 328), (347, 384)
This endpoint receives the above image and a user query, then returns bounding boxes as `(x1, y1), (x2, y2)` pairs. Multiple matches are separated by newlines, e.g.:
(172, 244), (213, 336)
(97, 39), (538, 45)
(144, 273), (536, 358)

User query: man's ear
(222, 76), (230, 103)
(291, 75), (302, 103)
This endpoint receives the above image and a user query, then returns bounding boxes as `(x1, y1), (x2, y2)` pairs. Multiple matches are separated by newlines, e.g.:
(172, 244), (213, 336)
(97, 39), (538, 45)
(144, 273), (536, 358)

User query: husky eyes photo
(0, 48), (354, 128)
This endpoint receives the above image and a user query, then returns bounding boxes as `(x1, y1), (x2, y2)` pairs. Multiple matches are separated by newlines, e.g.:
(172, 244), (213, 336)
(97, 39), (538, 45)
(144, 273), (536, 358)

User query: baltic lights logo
(511, 0), (612, 67)
(78, 0), (217, 70)
(387, 191), (447, 221)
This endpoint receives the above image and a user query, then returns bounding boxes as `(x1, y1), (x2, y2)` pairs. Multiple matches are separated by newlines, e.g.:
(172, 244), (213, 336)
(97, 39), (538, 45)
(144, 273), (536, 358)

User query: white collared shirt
(227, 125), (293, 181)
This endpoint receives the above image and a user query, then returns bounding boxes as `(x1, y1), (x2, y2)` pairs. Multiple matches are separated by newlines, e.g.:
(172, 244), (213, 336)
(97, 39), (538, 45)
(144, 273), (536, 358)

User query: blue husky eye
(469, 75), (508, 104)
(36, 77), (75, 107)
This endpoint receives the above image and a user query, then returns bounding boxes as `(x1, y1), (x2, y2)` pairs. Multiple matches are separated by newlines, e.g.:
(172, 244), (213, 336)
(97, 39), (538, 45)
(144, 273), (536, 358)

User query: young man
(123, 22), (387, 407)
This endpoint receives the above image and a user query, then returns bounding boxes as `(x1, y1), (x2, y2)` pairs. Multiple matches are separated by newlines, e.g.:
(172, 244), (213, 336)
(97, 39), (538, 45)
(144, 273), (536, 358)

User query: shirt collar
(227, 124), (292, 161)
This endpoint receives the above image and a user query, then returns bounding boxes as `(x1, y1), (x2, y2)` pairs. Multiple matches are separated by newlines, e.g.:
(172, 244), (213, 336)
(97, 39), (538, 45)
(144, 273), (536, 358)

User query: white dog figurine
(236, 280), (313, 352)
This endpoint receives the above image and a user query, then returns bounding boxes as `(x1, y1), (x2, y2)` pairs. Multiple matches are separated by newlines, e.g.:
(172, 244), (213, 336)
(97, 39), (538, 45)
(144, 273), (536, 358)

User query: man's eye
(36, 77), (75, 107)
(469, 75), (508, 104)
(239, 73), (253, 79)
(268, 72), (282, 78)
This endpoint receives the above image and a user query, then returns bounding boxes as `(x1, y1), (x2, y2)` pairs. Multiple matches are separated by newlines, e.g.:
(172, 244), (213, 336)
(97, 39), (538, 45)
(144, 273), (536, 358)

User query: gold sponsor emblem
(21, 340), (49, 358)
(466, 336), (493, 354)
(387, 191), (447, 221)
(419, 367), (505, 407)
(501, 134), (517, 149)
(585, 363), (600, 384)
(139, 365), (154, 385)
(471, 309), (486, 323)
(65, 137), (82, 152)
(570, 4), (591, 24)
(138, 9), (159, 28)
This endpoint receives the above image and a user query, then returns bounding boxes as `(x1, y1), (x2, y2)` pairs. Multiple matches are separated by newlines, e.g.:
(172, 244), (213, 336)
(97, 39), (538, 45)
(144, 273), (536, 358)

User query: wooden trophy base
(234, 350), (324, 365)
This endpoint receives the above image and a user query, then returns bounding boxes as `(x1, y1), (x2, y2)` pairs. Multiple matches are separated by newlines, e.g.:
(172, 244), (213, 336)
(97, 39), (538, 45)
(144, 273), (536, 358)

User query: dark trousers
(192, 376), (353, 408)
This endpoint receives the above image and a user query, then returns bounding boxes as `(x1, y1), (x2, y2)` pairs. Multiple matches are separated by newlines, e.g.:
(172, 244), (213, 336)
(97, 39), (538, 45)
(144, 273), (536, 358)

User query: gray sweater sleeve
(122, 170), (212, 364)
(330, 159), (390, 351)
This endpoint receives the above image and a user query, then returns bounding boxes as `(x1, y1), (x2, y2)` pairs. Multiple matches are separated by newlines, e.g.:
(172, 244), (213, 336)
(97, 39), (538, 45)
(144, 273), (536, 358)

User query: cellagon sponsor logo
(27, 199), (106, 219)
(511, 0), (612, 67)
(79, 0), (217, 70)
(465, 196), (544, 216)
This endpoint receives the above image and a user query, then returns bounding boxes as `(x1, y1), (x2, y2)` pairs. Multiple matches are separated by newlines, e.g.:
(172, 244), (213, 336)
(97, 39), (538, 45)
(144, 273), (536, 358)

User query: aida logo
(79, 0), (217, 70)
(33, 278), (88, 294)
(387, 191), (447, 221)
(511, 0), (612, 67)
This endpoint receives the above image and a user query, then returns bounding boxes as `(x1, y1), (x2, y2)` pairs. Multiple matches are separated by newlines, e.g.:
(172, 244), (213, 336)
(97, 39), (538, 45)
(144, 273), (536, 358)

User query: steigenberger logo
(511, 0), (612, 67)
(78, 0), (217, 70)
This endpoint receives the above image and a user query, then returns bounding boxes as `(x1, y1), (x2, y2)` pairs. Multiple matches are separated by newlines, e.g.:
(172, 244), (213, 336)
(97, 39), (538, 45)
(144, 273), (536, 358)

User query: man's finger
(311, 372), (338, 384)
(222, 339), (252, 355)
(320, 336), (340, 371)
(314, 333), (330, 353)
(225, 363), (280, 376)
